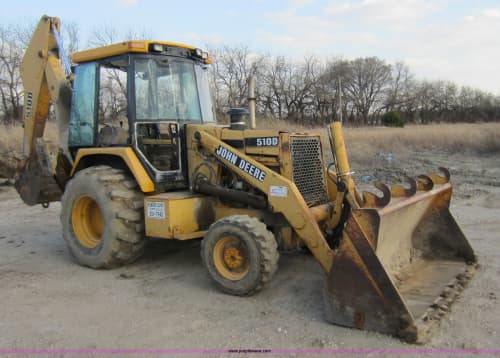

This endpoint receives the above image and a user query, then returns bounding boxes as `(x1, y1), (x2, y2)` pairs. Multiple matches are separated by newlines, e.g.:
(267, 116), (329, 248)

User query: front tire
(60, 165), (145, 268)
(201, 215), (279, 296)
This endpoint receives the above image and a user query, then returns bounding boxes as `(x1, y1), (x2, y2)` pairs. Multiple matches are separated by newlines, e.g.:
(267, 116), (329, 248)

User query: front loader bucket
(324, 169), (476, 343)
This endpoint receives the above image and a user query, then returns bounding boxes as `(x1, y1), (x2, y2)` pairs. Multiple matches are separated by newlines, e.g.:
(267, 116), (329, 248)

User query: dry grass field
(260, 120), (500, 163)
(342, 122), (500, 166)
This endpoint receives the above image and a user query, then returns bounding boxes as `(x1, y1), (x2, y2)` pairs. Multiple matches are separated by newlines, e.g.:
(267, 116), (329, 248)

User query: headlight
(151, 43), (163, 52)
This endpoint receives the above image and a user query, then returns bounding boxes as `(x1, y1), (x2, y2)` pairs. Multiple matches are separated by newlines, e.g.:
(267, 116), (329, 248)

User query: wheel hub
(223, 246), (245, 269)
(71, 195), (104, 249)
(213, 236), (250, 280)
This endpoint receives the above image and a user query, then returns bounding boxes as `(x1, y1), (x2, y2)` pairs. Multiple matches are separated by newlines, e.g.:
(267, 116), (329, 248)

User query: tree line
(1, 21), (499, 126)
(211, 46), (500, 126)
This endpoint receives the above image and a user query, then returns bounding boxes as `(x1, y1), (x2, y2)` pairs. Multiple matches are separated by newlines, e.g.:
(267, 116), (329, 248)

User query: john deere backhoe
(15, 15), (477, 343)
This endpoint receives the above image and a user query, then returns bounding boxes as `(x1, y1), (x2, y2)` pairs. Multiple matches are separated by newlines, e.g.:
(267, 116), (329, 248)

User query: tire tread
(61, 165), (145, 268)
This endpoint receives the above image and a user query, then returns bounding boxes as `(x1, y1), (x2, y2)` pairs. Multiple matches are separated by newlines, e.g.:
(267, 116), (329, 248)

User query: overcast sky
(2, 0), (499, 94)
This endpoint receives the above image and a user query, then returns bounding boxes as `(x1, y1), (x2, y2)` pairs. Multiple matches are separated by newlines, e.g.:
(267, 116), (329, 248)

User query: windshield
(134, 58), (214, 122)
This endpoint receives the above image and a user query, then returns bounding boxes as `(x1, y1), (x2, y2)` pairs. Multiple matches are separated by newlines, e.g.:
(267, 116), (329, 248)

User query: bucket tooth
(361, 182), (391, 208)
(430, 167), (451, 184)
(416, 174), (433, 191)
(391, 177), (417, 198)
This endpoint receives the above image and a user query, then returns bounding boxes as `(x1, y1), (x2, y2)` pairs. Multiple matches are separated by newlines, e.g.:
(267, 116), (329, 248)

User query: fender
(71, 147), (155, 193)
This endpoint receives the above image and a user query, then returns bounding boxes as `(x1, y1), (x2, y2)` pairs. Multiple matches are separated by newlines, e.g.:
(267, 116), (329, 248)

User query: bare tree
(311, 58), (351, 124)
(0, 24), (24, 123)
(63, 21), (80, 56)
(386, 62), (414, 111)
(210, 45), (265, 118)
(260, 55), (291, 121)
(3, 22), (498, 127)
(342, 57), (392, 125)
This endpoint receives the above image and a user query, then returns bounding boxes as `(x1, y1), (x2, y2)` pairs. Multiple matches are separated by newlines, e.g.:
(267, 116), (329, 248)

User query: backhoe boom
(15, 15), (72, 205)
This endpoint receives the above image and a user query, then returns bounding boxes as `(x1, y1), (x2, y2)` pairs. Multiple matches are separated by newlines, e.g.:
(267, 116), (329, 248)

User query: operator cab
(68, 41), (215, 190)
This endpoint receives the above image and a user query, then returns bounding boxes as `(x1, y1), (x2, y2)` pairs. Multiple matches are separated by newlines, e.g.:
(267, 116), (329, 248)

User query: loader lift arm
(15, 15), (72, 205)
(194, 129), (335, 273)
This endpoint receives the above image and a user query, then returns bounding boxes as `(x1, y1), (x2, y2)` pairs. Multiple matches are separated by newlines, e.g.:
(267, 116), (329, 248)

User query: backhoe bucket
(15, 159), (62, 206)
(324, 169), (476, 343)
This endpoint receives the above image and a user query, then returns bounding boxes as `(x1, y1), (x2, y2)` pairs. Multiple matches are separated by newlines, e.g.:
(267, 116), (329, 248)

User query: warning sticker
(270, 186), (288, 197)
(147, 201), (165, 219)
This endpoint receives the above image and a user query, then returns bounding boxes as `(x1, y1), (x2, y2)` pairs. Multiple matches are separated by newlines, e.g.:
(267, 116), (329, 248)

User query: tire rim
(72, 195), (104, 248)
(213, 236), (250, 280)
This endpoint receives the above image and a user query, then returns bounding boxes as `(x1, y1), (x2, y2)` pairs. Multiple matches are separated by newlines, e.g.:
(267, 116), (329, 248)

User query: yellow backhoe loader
(15, 15), (476, 343)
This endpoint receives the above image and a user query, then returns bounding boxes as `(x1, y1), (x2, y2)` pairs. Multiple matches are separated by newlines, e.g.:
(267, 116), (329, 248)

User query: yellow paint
(175, 231), (206, 241)
(330, 122), (356, 195)
(243, 129), (282, 156)
(278, 133), (293, 179)
(71, 195), (103, 248)
(20, 15), (68, 159)
(278, 226), (294, 250)
(144, 192), (213, 239)
(71, 147), (155, 193)
(213, 236), (250, 280)
(185, 124), (222, 191)
(215, 205), (263, 221)
(219, 128), (284, 156)
(72, 40), (210, 64)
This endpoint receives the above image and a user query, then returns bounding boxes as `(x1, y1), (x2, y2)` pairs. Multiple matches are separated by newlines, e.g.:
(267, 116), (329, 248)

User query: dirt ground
(0, 151), (499, 357)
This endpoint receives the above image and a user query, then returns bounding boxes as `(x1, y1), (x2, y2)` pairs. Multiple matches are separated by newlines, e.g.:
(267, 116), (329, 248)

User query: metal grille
(290, 136), (328, 205)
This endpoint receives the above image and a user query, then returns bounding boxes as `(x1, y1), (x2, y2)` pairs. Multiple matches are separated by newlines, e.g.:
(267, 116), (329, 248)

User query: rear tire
(60, 165), (145, 268)
(201, 215), (279, 296)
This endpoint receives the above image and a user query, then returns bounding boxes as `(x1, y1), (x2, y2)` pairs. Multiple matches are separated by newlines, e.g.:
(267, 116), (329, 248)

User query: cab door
(69, 62), (98, 148)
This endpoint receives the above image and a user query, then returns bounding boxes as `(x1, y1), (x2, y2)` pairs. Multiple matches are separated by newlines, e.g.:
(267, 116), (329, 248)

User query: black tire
(201, 215), (279, 296)
(60, 165), (145, 268)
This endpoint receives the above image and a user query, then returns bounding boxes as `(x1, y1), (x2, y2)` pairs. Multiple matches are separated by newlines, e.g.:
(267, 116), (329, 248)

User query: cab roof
(72, 40), (211, 64)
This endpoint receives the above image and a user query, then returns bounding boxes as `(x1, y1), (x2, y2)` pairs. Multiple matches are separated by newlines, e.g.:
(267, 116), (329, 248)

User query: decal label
(246, 137), (279, 147)
(215, 145), (267, 182)
(25, 92), (33, 119)
(147, 201), (165, 219)
(270, 186), (288, 197)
